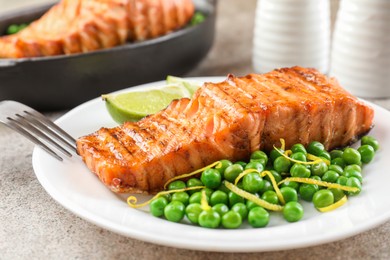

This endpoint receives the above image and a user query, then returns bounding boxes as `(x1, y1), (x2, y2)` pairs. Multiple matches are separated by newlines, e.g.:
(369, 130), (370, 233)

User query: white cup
(330, 0), (390, 98)
(252, 0), (331, 74)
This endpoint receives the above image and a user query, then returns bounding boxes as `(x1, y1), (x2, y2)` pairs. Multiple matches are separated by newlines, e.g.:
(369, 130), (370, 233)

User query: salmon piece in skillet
(76, 66), (374, 194)
(0, 0), (194, 58)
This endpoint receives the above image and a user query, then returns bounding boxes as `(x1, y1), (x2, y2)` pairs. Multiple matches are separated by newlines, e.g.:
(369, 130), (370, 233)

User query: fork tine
(22, 111), (77, 153)
(0, 100), (77, 161)
(25, 110), (77, 148)
(6, 118), (64, 161)
(12, 115), (72, 158)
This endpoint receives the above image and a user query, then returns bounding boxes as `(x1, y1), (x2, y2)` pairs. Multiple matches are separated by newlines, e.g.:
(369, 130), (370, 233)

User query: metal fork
(0, 100), (77, 161)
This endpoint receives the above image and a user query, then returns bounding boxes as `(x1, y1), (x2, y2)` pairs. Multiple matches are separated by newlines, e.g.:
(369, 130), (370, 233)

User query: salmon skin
(0, 0), (194, 58)
(77, 67), (374, 194)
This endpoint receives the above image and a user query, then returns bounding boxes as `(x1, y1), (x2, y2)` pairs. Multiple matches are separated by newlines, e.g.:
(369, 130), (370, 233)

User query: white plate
(32, 77), (390, 252)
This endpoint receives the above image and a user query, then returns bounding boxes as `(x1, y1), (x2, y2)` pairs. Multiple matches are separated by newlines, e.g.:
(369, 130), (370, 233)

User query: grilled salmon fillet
(77, 67), (374, 194)
(0, 0), (194, 58)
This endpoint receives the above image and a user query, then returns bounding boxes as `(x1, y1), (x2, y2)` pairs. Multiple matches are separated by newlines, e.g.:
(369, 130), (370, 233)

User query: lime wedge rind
(166, 75), (202, 95)
(103, 83), (194, 124)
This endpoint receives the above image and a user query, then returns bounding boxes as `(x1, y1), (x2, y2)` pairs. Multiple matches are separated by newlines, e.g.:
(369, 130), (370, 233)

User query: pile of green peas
(148, 136), (379, 229)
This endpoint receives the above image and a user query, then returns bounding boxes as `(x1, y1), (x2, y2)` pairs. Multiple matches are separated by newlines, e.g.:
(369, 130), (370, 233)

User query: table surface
(1, 0), (390, 259)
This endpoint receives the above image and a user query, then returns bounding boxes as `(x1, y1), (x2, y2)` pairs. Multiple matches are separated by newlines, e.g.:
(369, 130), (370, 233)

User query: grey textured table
(1, 1), (390, 259)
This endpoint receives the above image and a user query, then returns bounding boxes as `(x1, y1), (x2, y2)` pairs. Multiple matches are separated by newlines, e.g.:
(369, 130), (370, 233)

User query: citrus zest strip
(127, 186), (205, 208)
(234, 168), (259, 185)
(260, 171), (286, 205)
(307, 153), (330, 166)
(163, 161), (222, 189)
(317, 195), (348, 212)
(273, 145), (326, 165)
(280, 138), (286, 151)
(224, 181), (283, 211)
(200, 189), (211, 211)
(278, 177), (359, 192)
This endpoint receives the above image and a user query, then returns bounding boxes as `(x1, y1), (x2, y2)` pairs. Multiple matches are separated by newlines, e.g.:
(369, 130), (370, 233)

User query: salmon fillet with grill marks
(0, 0), (194, 58)
(76, 67), (374, 194)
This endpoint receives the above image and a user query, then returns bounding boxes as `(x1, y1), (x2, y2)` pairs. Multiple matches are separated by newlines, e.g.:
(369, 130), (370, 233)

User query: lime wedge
(166, 76), (202, 95)
(102, 84), (191, 124)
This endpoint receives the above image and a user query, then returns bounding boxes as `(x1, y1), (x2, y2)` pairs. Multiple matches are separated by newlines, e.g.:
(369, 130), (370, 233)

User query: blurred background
(0, 0), (342, 78)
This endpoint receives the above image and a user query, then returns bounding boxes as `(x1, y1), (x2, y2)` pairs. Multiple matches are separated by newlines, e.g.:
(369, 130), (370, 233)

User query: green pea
(222, 211), (242, 229)
(164, 201), (185, 222)
(159, 193), (172, 202)
(299, 183), (319, 201)
(185, 203), (203, 224)
(331, 157), (346, 168)
(273, 156), (291, 173)
(311, 161), (328, 177)
(235, 161), (247, 168)
(245, 161), (264, 172)
(270, 148), (284, 162)
(329, 188), (345, 202)
(264, 170), (282, 183)
(248, 207), (269, 227)
(311, 175), (322, 181)
(322, 170), (340, 183)
(210, 190), (228, 206)
(186, 178), (203, 195)
(217, 182), (230, 194)
(224, 164), (244, 182)
(250, 150), (268, 165)
(330, 149), (343, 159)
(216, 159), (233, 175)
(328, 164), (344, 175)
(291, 143), (307, 155)
(361, 136), (379, 151)
(201, 168), (221, 189)
(189, 191), (209, 204)
(259, 179), (274, 193)
(250, 158), (267, 167)
(344, 164), (362, 173)
(280, 186), (298, 203)
(319, 151), (331, 161)
(342, 148), (361, 165)
(212, 203), (229, 217)
(290, 152), (307, 162)
(228, 191), (245, 206)
(283, 201), (304, 222)
(231, 202), (248, 220)
(6, 24), (20, 35)
(150, 196), (169, 217)
(198, 209), (221, 228)
(307, 141), (325, 156)
(168, 180), (186, 190)
(312, 189), (334, 208)
(336, 176), (349, 186)
(280, 181), (300, 191)
(290, 163), (311, 178)
(346, 177), (362, 195)
(171, 191), (190, 206)
(358, 145), (375, 164)
(202, 188), (213, 197)
(243, 172), (265, 193)
(261, 190), (279, 204)
(343, 169), (363, 183)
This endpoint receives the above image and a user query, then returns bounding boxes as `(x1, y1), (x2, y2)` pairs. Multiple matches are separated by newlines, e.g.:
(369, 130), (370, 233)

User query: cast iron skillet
(0, 0), (216, 110)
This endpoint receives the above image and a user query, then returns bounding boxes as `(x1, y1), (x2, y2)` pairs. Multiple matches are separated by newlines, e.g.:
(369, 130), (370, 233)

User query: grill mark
(288, 68), (337, 148)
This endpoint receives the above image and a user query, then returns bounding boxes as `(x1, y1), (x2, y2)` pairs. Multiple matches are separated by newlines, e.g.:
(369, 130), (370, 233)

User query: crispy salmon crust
(77, 67), (374, 194)
(0, 0), (194, 58)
